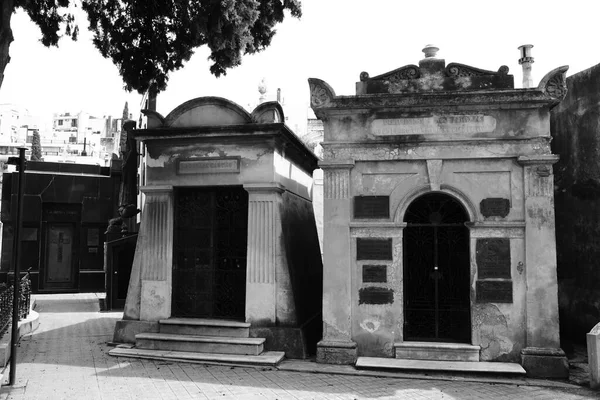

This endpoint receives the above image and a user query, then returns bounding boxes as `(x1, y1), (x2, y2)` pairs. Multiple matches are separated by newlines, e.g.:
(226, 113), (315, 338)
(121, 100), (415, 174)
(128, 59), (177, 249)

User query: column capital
(319, 161), (355, 170)
(517, 155), (559, 166)
(140, 185), (173, 194)
(243, 182), (285, 194)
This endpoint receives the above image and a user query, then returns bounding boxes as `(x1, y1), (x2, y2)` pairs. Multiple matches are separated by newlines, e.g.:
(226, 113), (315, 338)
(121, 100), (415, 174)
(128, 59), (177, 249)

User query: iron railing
(0, 271), (32, 335)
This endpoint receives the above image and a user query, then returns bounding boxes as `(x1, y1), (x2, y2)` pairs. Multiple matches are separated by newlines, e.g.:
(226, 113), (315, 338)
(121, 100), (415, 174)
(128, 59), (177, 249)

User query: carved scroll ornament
(538, 66), (569, 100)
(446, 63), (509, 77)
(308, 78), (336, 108)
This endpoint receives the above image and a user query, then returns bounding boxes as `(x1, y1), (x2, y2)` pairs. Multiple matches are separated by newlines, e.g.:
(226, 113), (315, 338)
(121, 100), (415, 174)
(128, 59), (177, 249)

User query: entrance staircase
(356, 342), (526, 375)
(109, 318), (285, 367)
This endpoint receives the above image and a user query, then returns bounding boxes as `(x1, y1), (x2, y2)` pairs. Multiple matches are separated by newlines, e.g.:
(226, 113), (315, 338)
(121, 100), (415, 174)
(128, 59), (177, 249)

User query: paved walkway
(0, 294), (598, 400)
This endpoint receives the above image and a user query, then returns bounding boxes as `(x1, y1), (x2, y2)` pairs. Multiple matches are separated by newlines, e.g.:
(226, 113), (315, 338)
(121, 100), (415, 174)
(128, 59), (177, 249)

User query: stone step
(136, 333), (265, 355)
(159, 318), (250, 338)
(109, 347), (285, 367)
(356, 357), (526, 375)
(394, 341), (480, 362)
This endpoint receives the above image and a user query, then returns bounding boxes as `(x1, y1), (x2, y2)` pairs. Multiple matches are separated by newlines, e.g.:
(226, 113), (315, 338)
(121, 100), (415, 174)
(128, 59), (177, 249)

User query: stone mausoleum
(112, 97), (322, 360)
(309, 45), (569, 377)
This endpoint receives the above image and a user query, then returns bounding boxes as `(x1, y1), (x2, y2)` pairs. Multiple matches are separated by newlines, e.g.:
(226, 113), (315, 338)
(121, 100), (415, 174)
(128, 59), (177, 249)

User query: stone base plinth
(520, 347), (569, 378)
(317, 340), (357, 365)
(250, 327), (307, 359)
(587, 323), (600, 389)
(113, 320), (159, 344)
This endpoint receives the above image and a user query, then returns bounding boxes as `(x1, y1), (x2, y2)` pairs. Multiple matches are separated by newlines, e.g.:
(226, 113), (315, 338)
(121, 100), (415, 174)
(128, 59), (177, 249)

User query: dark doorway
(173, 186), (249, 320)
(403, 193), (471, 343)
(44, 223), (77, 290)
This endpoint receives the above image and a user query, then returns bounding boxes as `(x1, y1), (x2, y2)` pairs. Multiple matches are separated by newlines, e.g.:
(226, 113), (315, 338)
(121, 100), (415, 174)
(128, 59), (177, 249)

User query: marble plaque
(362, 265), (387, 283)
(354, 196), (389, 218)
(476, 238), (511, 279)
(372, 115), (496, 136)
(357, 238), (393, 260)
(476, 280), (513, 303)
(480, 198), (510, 218)
(359, 287), (394, 305)
(177, 157), (240, 174)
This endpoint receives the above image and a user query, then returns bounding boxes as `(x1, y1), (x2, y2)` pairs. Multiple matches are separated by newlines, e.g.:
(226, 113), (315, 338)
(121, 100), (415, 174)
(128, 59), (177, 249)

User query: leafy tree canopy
(1, 0), (301, 93)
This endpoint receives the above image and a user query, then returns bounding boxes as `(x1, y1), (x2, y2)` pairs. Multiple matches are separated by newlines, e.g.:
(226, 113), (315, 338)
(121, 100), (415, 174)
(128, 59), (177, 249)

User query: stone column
(317, 163), (357, 364)
(244, 183), (285, 325)
(517, 156), (568, 378)
(138, 185), (174, 321)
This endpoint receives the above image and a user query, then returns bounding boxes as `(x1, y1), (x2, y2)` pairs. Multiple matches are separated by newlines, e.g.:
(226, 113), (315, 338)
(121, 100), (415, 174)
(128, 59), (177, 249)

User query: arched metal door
(403, 193), (471, 343)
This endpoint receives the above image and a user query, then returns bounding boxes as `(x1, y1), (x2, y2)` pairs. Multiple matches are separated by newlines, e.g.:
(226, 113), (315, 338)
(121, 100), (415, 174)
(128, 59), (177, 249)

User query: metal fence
(0, 272), (32, 335)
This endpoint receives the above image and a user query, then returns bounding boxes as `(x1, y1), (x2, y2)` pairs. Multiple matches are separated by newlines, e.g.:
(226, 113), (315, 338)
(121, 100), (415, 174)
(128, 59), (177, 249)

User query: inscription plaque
(362, 265), (387, 283)
(354, 196), (389, 219)
(359, 287), (394, 305)
(177, 157), (240, 174)
(357, 238), (393, 260)
(480, 198), (510, 218)
(476, 280), (513, 303)
(372, 115), (496, 136)
(476, 238), (511, 279)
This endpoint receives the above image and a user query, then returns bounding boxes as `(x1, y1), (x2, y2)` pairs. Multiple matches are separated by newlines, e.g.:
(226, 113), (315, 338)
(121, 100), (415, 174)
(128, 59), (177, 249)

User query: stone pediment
(141, 97), (285, 129)
(357, 46), (514, 94)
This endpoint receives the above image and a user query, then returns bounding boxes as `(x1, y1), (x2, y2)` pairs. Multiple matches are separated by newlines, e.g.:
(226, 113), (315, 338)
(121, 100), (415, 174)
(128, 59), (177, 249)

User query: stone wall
(551, 62), (600, 346)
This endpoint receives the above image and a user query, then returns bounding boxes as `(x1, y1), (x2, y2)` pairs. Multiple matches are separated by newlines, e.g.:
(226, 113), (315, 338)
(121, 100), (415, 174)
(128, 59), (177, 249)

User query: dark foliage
(1, 0), (301, 93)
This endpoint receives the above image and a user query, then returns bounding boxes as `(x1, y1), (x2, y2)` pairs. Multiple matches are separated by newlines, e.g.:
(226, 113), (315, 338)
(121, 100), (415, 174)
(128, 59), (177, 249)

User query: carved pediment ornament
(538, 66), (569, 100)
(364, 65), (421, 82)
(446, 63), (510, 77)
(308, 78), (336, 108)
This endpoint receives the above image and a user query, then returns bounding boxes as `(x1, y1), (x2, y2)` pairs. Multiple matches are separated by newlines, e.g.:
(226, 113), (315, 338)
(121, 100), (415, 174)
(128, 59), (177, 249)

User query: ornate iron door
(403, 193), (471, 343)
(173, 186), (248, 320)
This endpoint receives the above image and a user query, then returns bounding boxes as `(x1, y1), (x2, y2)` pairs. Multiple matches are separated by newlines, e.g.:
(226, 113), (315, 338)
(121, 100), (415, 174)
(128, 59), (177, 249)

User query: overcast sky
(1, 0), (599, 133)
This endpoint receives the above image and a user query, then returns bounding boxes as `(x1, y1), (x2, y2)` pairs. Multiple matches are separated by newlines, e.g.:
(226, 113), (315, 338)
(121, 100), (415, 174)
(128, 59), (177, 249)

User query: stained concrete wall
(551, 62), (600, 346)
(347, 159), (527, 361)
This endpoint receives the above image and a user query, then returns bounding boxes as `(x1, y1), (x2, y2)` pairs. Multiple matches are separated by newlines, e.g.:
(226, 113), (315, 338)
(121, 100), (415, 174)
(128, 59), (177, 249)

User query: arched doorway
(403, 192), (471, 343)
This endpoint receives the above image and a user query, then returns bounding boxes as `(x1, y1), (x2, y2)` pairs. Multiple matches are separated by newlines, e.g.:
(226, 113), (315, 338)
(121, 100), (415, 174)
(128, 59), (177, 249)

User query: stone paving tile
(0, 294), (598, 399)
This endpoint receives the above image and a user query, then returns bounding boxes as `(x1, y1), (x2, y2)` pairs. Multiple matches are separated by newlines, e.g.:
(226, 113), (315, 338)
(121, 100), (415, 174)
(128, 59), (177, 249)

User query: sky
(1, 0), (599, 135)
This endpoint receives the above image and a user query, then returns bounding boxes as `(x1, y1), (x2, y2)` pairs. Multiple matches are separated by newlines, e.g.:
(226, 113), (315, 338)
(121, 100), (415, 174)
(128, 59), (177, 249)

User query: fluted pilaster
(243, 183), (284, 325)
(138, 185), (174, 321)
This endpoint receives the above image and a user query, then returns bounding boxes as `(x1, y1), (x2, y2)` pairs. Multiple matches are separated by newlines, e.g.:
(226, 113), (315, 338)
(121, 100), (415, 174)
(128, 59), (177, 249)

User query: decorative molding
(350, 226), (404, 238)
(243, 182), (285, 194)
(517, 155), (559, 166)
(445, 63), (509, 77)
(308, 78), (336, 108)
(537, 66), (569, 101)
(426, 159), (443, 191)
(375, 65), (421, 81)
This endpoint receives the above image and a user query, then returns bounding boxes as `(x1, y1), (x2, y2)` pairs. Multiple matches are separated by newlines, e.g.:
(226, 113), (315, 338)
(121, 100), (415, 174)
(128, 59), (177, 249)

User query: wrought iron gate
(172, 186), (248, 320)
(403, 193), (471, 343)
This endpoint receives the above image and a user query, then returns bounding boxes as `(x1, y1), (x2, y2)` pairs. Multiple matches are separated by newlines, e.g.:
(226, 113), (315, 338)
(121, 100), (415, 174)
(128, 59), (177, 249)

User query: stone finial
(518, 44), (535, 88)
(258, 78), (267, 104)
(422, 44), (439, 58)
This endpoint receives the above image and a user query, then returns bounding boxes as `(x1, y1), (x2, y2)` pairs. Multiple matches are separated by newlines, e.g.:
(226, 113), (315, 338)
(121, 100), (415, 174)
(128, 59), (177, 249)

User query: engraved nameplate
(363, 265), (387, 283)
(476, 280), (513, 303)
(372, 115), (496, 136)
(359, 287), (394, 305)
(476, 239), (511, 279)
(354, 196), (389, 219)
(357, 238), (393, 260)
(177, 157), (240, 174)
(480, 198), (510, 218)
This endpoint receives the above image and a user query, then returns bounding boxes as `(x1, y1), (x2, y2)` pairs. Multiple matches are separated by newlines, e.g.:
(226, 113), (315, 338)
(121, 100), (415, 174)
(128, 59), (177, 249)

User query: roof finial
(422, 44), (439, 58)
(258, 78), (267, 104)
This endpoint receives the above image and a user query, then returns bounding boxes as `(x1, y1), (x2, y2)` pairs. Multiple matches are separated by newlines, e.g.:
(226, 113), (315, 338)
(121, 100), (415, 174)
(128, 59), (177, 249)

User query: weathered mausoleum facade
(310, 46), (569, 377)
(113, 97), (322, 360)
